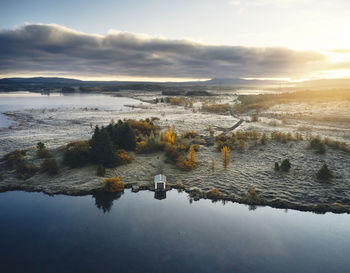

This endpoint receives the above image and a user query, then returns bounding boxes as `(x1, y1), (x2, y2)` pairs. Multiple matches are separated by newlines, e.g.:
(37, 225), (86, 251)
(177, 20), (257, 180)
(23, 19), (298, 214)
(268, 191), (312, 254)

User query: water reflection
(92, 191), (124, 213)
(154, 191), (166, 200)
(0, 190), (349, 273)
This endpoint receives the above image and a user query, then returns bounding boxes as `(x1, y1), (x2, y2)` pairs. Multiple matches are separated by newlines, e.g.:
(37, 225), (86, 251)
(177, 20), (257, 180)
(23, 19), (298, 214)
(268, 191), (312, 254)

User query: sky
(1, 0), (350, 81)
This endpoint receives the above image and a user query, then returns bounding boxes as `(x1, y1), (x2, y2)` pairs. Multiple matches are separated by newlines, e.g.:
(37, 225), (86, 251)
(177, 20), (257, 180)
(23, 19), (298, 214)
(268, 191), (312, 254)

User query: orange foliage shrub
(162, 130), (176, 144)
(207, 188), (221, 199)
(248, 185), (256, 196)
(116, 150), (133, 164)
(181, 130), (199, 139)
(136, 141), (147, 152)
(104, 177), (124, 192)
(125, 119), (155, 136)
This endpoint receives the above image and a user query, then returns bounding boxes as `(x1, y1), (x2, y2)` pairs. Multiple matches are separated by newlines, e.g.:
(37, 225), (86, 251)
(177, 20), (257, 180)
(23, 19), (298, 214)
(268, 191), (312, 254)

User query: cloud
(0, 23), (328, 79)
(230, 0), (313, 7)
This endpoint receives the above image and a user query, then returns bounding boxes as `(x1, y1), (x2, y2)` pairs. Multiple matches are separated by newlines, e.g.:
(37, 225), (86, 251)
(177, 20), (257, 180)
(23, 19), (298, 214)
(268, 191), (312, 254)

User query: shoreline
(0, 184), (348, 214)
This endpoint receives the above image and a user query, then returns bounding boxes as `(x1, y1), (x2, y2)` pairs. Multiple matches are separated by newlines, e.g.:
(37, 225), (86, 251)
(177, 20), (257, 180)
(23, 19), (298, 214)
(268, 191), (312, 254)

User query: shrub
(316, 164), (333, 180)
(36, 142), (45, 150)
(41, 158), (59, 175)
(104, 177), (124, 192)
(4, 149), (36, 179)
(36, 147), (52, 159)
(260, 133), (268, 145)
(175, 181), (184, 189)
(126, 119), (154, 137)
(251, 114), (258, 122)
(96, 164), (106, 177)
(274, 162), (280, 171)
(207, 188), (221, 199)
(238, 139), (245, 152)
(324, 137), (349, 152)
(136, 141), (147, 152)
(146, 138), (161, 153)
(15, 161), (37, 179)
(162, 130), (176, 144)
(116, 150), (133, 165)
(202, 103), (232, 114)
(247, 185), (257, 198)
(164, 144), (180, 162)
(5, 150), (25, 168)
(280, 159), (291, 172)
(308, 137), (326, 154)
(64, 141), (90, 168)
(271, 131), (296, 143)
(332, 202), (344, 209)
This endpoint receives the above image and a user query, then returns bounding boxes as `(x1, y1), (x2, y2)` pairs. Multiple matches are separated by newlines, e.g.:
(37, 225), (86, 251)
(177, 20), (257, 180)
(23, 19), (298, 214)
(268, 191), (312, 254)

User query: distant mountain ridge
(1, 76), (350, 91)
(0, 77), (280, 86)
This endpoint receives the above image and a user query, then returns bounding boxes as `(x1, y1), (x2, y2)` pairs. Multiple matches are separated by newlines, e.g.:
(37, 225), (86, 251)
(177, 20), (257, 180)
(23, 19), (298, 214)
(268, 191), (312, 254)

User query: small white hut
(154, 174), (166, 191)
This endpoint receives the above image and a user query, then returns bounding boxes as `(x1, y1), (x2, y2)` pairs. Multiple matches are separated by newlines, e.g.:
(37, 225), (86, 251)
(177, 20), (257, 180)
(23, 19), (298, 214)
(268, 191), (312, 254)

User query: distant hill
(0, 76), (281, 87)
(1, 76), (350, 92)
(0, 77), (83, 84)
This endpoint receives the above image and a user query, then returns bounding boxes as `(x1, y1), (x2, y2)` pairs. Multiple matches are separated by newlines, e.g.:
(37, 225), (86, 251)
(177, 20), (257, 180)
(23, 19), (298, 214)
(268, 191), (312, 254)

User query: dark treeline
(64, 120), (137, 168)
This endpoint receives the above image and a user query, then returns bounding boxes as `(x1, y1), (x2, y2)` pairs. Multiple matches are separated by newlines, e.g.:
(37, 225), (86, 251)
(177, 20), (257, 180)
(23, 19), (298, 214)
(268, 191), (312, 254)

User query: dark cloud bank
(0, 24), (329, 79)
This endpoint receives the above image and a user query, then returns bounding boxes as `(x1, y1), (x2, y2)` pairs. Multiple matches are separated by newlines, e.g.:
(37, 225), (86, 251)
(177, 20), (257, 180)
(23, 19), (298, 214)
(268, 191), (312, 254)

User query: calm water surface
(0, 189), (349, 273)
(0, 92), (141, 127)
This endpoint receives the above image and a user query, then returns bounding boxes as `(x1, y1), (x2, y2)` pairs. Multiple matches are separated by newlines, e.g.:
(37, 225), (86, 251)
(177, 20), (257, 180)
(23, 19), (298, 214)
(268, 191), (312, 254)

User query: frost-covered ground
(0, 91), (349, 213)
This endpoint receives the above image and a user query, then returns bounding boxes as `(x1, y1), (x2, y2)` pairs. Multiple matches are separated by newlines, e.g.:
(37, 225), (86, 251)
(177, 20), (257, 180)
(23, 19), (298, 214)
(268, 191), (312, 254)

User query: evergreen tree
(316, 164), (333, 180)
(90, 126), (118, 167)
(280, 159), (291, 172)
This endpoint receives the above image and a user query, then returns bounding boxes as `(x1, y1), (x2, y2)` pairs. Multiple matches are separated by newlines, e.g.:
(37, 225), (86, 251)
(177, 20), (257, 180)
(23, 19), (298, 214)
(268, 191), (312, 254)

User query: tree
(316, 164), (333, 180)
(280, 159), (291, 172)
(90, 126), (118, 167)
(187, 145), (196, 168)
(96, 164), (106, 177)
(221, 146), (230, 169)
(109, 121), (136, 150)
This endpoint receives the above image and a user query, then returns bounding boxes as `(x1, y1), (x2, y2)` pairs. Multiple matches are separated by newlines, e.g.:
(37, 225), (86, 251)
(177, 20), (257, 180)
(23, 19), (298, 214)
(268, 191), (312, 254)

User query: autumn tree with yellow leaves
(177, 145), (196, 171)
(186, 145), (196, 169)
(221, 146), (230, 169)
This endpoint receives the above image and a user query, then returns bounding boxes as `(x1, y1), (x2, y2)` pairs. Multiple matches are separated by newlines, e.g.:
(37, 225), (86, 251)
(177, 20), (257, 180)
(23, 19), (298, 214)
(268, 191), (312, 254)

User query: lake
(0, 91), (141, 128)
(0, 92), (144, 155)
(0, 189), (349, 273)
